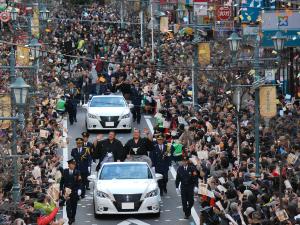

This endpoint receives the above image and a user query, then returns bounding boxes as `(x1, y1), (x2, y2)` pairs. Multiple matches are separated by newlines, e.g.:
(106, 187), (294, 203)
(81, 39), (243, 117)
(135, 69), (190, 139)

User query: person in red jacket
(37, 206), (59, 225)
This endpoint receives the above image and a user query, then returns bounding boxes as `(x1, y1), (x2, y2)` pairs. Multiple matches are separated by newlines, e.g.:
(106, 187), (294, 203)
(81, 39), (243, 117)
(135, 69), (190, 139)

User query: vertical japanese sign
(260, 86), (277, 118)
(160, 16), (169, 33)
(16, 46), (30, 66)
(0, 95), (11, 129)
(31, 3), (40, 38)
(198, 42), (210, 66)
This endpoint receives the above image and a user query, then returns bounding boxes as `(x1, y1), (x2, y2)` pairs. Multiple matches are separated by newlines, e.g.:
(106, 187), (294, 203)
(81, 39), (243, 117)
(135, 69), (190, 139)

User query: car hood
(96, 179), (157, 195)
(88, 107), (129, 117)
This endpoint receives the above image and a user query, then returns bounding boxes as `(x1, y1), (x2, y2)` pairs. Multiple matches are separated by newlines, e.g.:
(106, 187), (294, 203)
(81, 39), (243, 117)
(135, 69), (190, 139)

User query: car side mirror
(129, 103), (134, 109)
(155, 173), (163, 180)
(88, 175), (96, 181)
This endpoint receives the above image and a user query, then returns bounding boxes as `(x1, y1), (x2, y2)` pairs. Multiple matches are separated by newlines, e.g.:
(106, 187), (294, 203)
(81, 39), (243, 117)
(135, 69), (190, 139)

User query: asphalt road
(58, 107), (198, 225)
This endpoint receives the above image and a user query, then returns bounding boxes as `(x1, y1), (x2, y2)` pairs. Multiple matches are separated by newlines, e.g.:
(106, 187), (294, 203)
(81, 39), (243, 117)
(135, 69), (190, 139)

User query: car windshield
(90, 97), (126, 107)
(99, 164), (153, 180)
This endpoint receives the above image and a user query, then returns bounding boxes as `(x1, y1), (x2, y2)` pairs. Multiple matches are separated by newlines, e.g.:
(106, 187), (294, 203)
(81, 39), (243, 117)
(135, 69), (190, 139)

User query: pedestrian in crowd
(60, 159), (82, 225)
(94, 131), (124, 171)
(176, 156), (199, 219)
(55, 95), (66, 116)
(131, 80), (143, 124)
(150, 134), (173, 196)
(70, 138), (91, 198)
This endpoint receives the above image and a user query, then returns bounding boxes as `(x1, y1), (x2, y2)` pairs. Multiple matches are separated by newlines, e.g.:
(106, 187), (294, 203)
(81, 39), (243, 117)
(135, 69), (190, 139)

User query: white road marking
(117, 221), (131, 225)
(144, 115), (200, 225)
(144, 116), (154, 134)
(127, 218), (151, 225)
(62, 118), (68, 225)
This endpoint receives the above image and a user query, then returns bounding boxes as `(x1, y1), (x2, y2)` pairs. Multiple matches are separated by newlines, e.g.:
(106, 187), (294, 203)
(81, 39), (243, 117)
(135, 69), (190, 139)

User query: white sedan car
(89, 162), (162, 217)
(84, 94), (133, 131)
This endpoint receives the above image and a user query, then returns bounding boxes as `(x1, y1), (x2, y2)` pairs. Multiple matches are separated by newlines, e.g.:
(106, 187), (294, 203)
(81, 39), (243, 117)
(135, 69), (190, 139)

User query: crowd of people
(0, 1), (299, 225)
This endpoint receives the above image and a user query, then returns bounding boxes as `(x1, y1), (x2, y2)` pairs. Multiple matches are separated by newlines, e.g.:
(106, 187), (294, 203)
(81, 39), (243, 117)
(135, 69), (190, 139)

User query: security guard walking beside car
(150, 134), (173, 196)
(60, 158), (82, 225)
(82, 132), (94, 189)
(71, 137), (91, 198)
(175, 156), (198, 219)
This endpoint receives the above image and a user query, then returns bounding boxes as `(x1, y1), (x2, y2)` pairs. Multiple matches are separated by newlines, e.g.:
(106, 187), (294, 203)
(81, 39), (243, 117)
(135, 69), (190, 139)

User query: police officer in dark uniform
(150, 135), (173, 196)
(60, 159), (82, 225)
(82, 132), (93, 190)
(130, 81), (143, 124)
(65, 94), (77, 125)
(175, 156), (198, 219)
(71, 138), (91, 198)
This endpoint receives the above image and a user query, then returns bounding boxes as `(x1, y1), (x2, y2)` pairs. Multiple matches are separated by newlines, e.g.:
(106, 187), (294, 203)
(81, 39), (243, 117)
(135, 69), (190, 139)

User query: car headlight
(145, 189), (159, 198)
(121, 113), (130, 119)
(96, 191), (110, 198)
(88, 113), (97, 119)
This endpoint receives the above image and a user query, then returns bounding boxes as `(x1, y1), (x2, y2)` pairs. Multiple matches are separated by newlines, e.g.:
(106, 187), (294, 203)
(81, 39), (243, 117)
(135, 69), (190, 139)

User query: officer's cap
(67, 158), (76, 164)
(157, 134), (164, 140)
(82, 132), (90, 138)
(182, 156), (189, 161)
(76, 137), (84, 143)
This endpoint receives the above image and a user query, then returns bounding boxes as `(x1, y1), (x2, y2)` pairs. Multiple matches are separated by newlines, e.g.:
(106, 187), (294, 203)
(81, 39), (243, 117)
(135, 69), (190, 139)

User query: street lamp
(272, 31), (286, 52)
(176, 8), (185, 20)
(228, 31), (286, 177)
(10, 77), (30, 107)
(40, 6), (50, 21)
(29, 38), (41, 59)
(227, 32), (242, 53)
(10, 8), (18, 21)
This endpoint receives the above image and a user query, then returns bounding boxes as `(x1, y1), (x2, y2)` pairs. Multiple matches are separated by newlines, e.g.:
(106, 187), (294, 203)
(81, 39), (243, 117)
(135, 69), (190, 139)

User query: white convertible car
(84, 94), (133, 131)
(89, 162), (162, 218)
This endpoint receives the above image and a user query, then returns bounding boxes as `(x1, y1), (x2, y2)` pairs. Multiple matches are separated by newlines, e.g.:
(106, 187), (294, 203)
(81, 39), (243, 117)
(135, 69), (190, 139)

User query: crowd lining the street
(0, 1), (300, 225)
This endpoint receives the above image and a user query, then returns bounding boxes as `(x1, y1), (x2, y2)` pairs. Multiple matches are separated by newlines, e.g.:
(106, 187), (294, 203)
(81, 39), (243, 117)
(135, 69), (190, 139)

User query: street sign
(0, 11), (10, 22)
(194, 0), (208, 16)
(216, 6), (232, 21)
(118, 218), (150, 225)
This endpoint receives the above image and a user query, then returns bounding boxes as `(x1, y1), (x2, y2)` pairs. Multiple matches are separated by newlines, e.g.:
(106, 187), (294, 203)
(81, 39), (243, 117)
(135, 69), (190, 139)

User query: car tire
(154, 210), (160, 218)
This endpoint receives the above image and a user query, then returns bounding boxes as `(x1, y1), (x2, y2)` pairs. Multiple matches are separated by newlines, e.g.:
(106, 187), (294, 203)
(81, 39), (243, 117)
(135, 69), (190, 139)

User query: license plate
(105, 122), (114, 127)
(121, 202), (134, 209)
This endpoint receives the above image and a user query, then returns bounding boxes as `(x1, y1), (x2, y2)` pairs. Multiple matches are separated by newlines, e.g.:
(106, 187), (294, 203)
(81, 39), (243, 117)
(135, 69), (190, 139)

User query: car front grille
(100, 116), (120, 128)
(113, 194), (142, 212)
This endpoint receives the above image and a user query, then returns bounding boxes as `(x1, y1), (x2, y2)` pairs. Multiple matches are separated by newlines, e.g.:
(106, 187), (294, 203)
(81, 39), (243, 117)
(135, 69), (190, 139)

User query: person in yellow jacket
(34, 194), (56, 215)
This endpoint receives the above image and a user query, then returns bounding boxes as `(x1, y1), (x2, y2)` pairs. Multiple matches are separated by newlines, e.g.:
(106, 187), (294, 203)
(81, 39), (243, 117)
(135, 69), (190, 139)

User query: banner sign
(160, 16), (169, 33)
(16, 46), (30, 66)
(31, 3), (40, 38)
(241, 0), (275, 23)
(242, 25), (259, 36)
(261, 10), (300, 47)
(214, 21), (234, 31)
(0, 95), (11, 129)
(260, 86), (277, 118)
(194, 1), (207, 16)
(198, 42), (210, 66)
(216, 6), (232, 21)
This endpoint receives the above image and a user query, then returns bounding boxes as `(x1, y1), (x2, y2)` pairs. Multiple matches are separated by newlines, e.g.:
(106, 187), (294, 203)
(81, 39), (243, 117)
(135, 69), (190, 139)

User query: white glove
(88, 167), (91, 172)
(176, 188), (180, 195)
(151, 167), (155, 172)
(107, 152), (113, 157)
(194, 187), (198, 194)
(77, 189), (82, 196)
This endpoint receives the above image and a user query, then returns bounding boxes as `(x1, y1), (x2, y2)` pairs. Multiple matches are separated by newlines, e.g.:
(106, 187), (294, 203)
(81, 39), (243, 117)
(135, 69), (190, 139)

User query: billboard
(261, 10), (300, 47)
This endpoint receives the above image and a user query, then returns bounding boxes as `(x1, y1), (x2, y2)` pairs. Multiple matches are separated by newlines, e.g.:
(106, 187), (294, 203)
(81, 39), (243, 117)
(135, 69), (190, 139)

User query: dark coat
(124, 137), (154, 156)
(150, 143), (172, 174)
(130, 87), (143, 107)
(71, 147), (91, 174)
(94, 138), (124, 162)
(60, 168), (82, 198)
(175, 164), (198, 190)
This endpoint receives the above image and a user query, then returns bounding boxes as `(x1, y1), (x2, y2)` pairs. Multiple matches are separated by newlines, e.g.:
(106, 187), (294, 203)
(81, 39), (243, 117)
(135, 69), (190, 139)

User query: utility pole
(120, 0), (124, 29)
(192, 4), (199, 107)
(150, 1), (154, 61)
(254, 34), (261, 177)
(140, 10), (144, 48)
